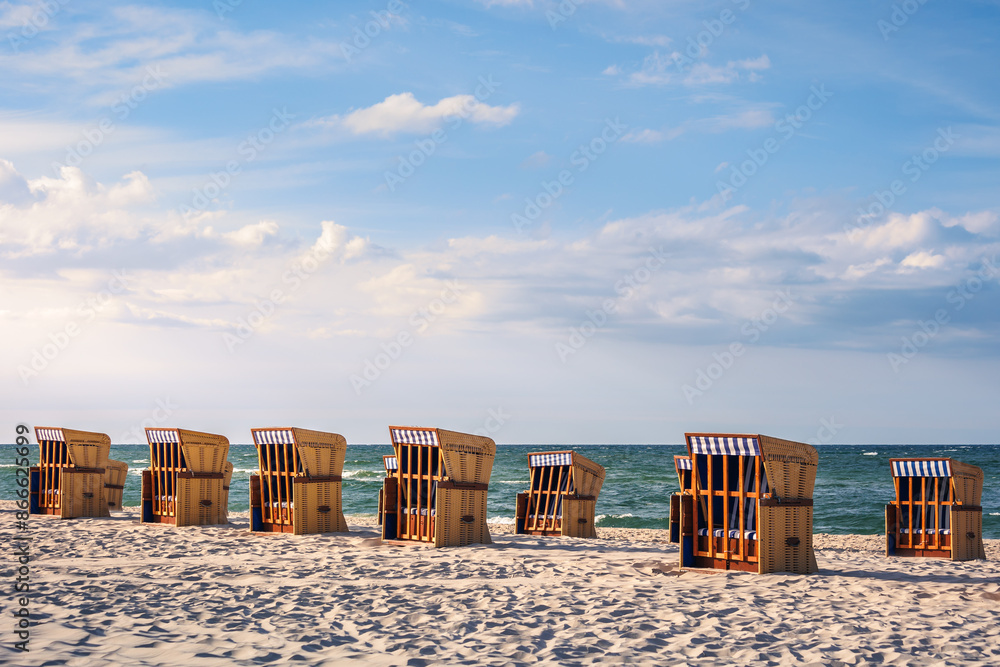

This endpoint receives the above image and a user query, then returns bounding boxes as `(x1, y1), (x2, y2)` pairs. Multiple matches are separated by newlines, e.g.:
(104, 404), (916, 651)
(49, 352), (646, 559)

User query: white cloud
(520, 151), (552, 169)
(627, 51), (771, 87)
(314, 92), (520, 137)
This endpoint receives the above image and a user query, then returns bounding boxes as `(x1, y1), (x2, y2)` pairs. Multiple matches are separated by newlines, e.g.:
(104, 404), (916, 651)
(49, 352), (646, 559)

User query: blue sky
(1, 0), (999, 445)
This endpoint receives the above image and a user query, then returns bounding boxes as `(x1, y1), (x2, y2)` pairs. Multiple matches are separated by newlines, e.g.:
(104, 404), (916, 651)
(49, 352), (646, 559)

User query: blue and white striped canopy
(146, 429), (179, 444)
(675, 457), (693, 471)
(35, 427), (64, 442)
(390, 428), (439, 446)
(529, 452), (573, 467)
(384, 455), (398, 472)
(253, 429), (296, 445)
(892, 459), (951, 478)
(688, 435), (761, 456)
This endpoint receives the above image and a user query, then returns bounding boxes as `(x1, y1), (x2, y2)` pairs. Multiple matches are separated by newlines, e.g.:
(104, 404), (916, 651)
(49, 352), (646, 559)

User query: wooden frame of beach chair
(678, 433), (818, 574)
(514, 451), (605, 538)
(141, 428), (230, 527)
(885, 458), (985, 561)
(377, 454), (398, 526)
(669, 455), (692, 544)
(379, 426), (495, 548)
(248, 428), (349, 535)
(29, 427), (127, 519)
(104, 460), (129, 512)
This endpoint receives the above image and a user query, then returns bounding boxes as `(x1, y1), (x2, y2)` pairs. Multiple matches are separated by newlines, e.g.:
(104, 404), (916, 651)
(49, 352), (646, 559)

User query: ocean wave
(990, 512), (1000, 516)
(863, 452), (878, 456)
(487, 516), (515, 525)
(494, 480), (529, 485)
(596, 513), (634, 522)
(342, 469), (383, 479)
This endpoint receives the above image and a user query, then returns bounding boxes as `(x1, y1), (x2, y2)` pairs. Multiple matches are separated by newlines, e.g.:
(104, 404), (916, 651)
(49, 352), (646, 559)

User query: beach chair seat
(249, 428), (348, 535)
(379, 426), (495, 547)
(886, 458), (984, 561)
(141, 428), (230, 527)
(514, 451), (605, 538)
(678, 433), (818, 574)
(29, 427), (126, 519)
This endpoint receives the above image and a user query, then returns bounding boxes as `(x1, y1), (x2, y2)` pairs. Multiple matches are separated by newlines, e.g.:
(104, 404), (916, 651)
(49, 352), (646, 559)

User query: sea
(4, 444), (999, 539)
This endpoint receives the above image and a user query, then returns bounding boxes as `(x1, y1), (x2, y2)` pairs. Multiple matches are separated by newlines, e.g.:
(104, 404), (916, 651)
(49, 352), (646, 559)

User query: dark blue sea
(4, 444), (999, 538)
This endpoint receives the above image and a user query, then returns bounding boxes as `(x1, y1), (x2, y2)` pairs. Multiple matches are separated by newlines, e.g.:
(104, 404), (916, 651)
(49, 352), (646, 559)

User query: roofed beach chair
(379, 426), (495, 547)
(886, 458), (985, 561)
(677, 433), (818, 574)
(669, 455), (692, 544)
(514, 451), (605, 538)
(29, 427), (127, 518)
(249, 428), (349, 535)
(141, 428), (230, 527)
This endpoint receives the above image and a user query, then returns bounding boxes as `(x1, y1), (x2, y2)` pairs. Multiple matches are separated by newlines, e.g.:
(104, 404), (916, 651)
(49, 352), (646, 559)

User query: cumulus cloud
(314, 92), (520, 137)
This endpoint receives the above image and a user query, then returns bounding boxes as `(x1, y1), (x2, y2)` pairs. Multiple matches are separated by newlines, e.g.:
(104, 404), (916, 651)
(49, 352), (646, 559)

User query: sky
(1, 0), (999, 446)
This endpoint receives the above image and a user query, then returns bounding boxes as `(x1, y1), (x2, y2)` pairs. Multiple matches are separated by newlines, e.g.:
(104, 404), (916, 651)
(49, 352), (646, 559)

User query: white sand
(3, 506), (999, 666)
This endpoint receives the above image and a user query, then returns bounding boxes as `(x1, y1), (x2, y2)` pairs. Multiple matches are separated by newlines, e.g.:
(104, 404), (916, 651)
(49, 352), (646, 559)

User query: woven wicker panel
(178, 431), (230, 474)
(950, 461), (984, 505)
(561, 497), (597, 538)
(60, 470), (110, 519)
(295, 433), (347, 477)
(175, 477), (226, 526)
(65, 432), (111, 469)
(951, 509), (986, 561)
(104, 460), (128, 511)
(758, 436), (818, 499)
(571, 453), (606, 498)
(437, 429), (497, 485)
(292, 480), (349, 535)
(758, 505), (817, 574)
(434, 487), (491, 547)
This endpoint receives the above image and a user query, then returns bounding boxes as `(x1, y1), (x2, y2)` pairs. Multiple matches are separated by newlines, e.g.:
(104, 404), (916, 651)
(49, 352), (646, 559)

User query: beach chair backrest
(390, 427), (446, 542)
(33, 427), (112, 516)
(145, 428), (230, 523)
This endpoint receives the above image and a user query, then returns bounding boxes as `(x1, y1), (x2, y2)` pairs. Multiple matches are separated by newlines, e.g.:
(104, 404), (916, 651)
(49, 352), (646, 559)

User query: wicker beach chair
(29, 427), (127, 519)
(668, 455), (692, 544)
(379, 426), (495, 547)
(141, 428), (230, 527)
(514, 451), (605, 538)
(885, 458), (986, 561)
(249, 428), (349, 535)
(676, 433), (818, 574)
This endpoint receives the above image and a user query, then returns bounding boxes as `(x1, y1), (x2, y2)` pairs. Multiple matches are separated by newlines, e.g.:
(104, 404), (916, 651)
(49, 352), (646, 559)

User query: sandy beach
(4, 504), (999, 666)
